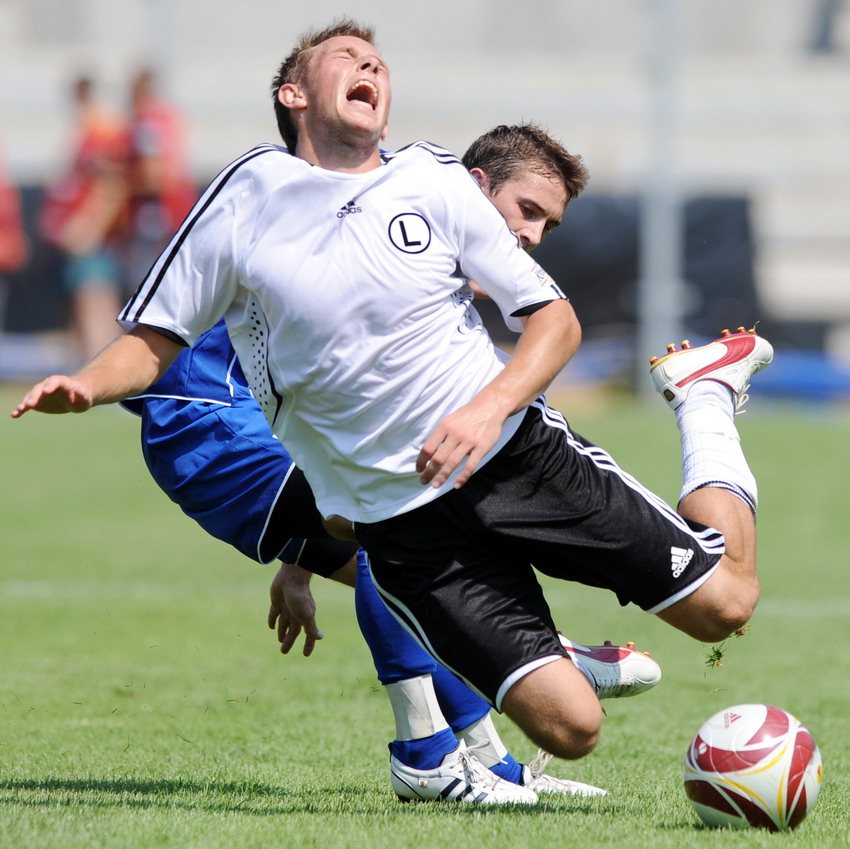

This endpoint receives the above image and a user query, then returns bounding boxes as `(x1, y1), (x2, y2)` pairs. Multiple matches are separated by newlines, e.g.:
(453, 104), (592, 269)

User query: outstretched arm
(11, 325), (183, 418)
(417, 298), (581, 489)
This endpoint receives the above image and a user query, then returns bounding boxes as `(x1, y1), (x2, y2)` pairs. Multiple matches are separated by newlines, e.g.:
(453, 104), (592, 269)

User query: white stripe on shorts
(533, 399), (726, 557)
(365, 557), (494, 706)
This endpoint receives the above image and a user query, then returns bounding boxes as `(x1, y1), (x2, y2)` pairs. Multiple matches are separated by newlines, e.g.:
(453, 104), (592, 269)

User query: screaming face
(346, 79), (379, 110)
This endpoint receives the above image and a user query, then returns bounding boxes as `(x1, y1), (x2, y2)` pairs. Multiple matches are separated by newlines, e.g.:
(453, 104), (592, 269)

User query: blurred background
(1, 0), (848, 401)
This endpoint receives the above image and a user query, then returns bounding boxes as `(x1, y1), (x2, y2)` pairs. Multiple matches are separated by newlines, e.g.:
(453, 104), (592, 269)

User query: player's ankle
(389, 727), (458, 770)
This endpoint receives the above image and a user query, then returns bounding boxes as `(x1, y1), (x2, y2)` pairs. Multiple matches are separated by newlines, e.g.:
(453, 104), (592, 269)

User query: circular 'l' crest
(388, 213), (431, 254)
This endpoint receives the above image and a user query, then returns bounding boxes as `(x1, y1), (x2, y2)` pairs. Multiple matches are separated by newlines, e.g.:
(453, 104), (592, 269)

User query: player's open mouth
(346, 80), (378, 109)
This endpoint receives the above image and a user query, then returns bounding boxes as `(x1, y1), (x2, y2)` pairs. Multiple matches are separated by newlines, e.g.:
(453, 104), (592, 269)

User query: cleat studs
(737, 326), (747, 334)
(721, 329), (731, 337)
(681, 339), (693, 349)
(666, 343), (678, 353)
(649, 356), (659, 365)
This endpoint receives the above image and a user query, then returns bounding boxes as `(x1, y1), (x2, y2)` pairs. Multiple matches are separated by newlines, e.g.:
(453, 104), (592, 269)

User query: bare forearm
(11, 325), (183, 417)
(74, 326), (180, 406)
(416, 298), (581, 489)
(478, 298), (581, 417)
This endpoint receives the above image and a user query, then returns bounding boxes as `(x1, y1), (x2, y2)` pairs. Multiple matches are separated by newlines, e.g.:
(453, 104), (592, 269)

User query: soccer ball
(683, 703), (823, 831)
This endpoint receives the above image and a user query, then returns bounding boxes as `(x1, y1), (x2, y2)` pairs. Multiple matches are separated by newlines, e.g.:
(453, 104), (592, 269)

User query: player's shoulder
(382, 140), (465, 170)
(198, 144), (304, 212)
(215, 143), (296, 187)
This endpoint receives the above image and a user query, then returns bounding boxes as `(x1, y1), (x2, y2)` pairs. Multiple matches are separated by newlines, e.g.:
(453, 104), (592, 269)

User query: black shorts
(356, 401), (724, 708)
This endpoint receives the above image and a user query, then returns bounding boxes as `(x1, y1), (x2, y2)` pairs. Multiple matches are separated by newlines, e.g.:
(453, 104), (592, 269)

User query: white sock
(384, 675), (450, 741)
(676, 380), (757, 511)
(456, 713), (508, 769)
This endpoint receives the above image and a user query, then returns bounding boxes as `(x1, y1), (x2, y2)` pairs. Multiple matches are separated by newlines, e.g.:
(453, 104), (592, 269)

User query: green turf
(1, 387), (848, 848)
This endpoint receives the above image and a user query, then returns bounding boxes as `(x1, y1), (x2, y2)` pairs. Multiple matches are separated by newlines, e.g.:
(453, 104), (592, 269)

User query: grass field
(1, 385), (849, 848)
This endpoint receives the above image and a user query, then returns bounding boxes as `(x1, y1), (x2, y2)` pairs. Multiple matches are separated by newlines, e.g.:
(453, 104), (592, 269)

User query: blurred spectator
(809, 0), (845, 53)
(124, 68), (197, 291)
(39, 76), (129, 360)
(0, 144), (28, 331)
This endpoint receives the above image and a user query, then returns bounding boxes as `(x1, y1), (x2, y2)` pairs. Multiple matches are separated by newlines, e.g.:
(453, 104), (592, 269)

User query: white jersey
(119, 141), (565, 522)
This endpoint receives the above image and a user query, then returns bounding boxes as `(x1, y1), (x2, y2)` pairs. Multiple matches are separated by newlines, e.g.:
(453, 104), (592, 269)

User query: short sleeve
(117, 150), (264, 344)
(451, 169), (565, 332)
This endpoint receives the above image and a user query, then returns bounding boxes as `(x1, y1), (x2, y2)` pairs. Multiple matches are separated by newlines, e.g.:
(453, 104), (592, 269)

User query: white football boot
(559, 636), (662, 699)
(521, 750), (607, 797)
(390, 741), (539, 805)
(648, 326), (774, 413)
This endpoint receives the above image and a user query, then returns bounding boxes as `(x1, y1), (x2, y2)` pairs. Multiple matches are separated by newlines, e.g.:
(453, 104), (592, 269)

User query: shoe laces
(526, 748), (553, 780)
(458, 742), (505, 790)
(734, 386), (750, 415)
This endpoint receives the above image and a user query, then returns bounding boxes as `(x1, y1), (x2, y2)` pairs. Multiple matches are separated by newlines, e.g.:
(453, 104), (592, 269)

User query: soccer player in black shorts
(13, 18), (773, 781)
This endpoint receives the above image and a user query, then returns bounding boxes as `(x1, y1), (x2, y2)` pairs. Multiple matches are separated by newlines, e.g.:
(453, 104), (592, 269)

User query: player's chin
(342, 108), (384, 135)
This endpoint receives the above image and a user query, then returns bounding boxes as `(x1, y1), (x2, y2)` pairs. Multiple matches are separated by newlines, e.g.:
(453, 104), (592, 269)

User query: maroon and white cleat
(648, 326), (773, 412)
(559, 636), (661, 699)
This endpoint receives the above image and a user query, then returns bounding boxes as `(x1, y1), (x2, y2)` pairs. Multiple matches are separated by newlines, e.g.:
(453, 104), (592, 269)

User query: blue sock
(488, 751), (523, 785)
(390, 727), (458, 770)
(355, 552), (437, 681)
(432, 664), (491, 731)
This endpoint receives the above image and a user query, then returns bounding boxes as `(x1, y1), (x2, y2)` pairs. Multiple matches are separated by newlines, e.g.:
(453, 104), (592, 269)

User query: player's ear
(469, 167), (490, 193)
(278, 83), (307, 112)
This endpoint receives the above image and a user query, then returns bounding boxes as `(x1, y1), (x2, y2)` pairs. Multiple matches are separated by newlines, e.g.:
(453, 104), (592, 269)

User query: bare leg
(73, 287), (122, 360)
(501, 658), (602, 759)
(656, 379), (762, 641)
(657, 487), (760, 642)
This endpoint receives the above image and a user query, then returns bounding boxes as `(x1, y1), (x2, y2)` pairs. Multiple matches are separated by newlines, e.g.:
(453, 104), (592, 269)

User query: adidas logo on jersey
(670, 546), (694, 578)
(337, 199), (362, 219)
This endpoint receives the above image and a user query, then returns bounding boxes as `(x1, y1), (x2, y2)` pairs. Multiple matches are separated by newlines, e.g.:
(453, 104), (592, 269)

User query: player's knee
(661, 570), (760, 642)
(502, 672), (603, 760)
(542, 717), (601, 761)
(523, 701), (603, 760)
(687, 593), (758, 642)
(713, 577), (760, 635)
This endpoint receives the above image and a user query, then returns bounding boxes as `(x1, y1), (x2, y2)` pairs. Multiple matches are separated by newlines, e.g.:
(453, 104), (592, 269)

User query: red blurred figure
(0, 145), (27, 280)
(0, 144), (28, 334)
(40, 76), (129, 359)
(124, 69), (197, 289)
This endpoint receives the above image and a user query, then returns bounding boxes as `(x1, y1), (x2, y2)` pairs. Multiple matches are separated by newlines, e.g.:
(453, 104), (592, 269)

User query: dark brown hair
(462, 124), (589, 202)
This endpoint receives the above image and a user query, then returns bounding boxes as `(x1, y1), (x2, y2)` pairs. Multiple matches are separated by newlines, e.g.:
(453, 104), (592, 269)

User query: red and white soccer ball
(683, 703), (823, 831)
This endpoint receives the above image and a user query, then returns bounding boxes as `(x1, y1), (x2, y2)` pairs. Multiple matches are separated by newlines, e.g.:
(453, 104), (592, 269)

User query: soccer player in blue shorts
(14, 20), (770, 806)
(118, 124), (658, 803)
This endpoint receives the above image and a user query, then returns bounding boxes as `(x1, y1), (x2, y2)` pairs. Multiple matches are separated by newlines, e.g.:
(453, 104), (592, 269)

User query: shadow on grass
(0, 776), (613, 817)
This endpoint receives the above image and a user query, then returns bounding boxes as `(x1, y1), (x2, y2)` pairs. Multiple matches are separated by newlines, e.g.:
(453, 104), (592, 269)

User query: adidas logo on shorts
(670, 546), (694, 578)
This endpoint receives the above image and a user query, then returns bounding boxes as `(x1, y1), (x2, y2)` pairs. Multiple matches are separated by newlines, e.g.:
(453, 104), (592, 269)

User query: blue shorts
(140, 397), (326, 565)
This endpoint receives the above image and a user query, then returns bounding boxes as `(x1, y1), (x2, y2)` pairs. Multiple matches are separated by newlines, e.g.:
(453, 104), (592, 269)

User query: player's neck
(295, 134), (383, 174)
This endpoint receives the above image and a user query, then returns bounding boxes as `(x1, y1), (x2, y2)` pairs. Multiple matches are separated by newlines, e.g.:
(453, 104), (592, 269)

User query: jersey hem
(334, 409), (527, 523)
